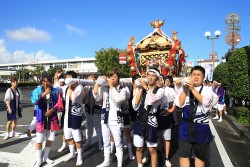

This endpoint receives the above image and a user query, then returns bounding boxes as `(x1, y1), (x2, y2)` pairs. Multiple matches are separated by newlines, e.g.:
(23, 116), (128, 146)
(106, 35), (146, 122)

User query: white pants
(217, 104), (224, 111)
(64, 127), (82, 142)
(133, 134), (157, 148)
(85, 114), (102, 144)
(102, 124), (123, 166)
(36, 130), (56, 143)
(160, 129), (171, 140)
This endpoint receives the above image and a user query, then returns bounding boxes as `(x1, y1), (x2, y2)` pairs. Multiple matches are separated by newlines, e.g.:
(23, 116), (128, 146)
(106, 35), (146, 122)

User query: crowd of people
(2, 65), (228, 167)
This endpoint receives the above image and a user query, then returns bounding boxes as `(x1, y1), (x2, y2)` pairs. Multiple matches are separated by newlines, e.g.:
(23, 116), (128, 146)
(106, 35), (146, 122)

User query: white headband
(213, 80), (221, 85)
(59, 78), (65, 83)
(146, 69), (160, 78)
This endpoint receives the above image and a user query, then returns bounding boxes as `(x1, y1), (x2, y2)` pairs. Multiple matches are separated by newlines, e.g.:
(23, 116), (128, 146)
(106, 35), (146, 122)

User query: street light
(204, 30), (221, 77)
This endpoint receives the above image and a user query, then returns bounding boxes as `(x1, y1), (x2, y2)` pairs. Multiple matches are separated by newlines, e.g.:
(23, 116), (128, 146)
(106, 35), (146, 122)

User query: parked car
(5, 79), (11, 83)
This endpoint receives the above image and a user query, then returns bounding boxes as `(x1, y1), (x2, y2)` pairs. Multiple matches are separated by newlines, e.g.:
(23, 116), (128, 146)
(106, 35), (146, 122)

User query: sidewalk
(223, 113), (250, 144)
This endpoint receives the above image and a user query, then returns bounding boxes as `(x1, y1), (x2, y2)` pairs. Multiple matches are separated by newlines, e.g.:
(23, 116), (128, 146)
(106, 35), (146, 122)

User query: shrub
(234, 106), (250, 124)
(228, 45), (250, 99)
(0, 82), (39, 89)
(213, 62), (229, 88)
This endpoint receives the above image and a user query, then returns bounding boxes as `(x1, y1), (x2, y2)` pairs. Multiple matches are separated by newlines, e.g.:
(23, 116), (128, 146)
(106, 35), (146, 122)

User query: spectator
(213, 81), (226, 122)
(3, 77), (23, 140)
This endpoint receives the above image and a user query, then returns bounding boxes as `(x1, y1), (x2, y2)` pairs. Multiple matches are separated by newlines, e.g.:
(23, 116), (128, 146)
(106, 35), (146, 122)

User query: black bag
(10, 88), (22, 118)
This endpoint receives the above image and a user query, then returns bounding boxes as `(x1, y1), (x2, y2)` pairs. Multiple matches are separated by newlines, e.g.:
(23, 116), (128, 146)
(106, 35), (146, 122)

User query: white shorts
(64, 127), (82, 142)
(36, 130), (56, 143)
(160, 129), (171, 140)
(133, 134), (157, 148)
(217, 104), (224, 111)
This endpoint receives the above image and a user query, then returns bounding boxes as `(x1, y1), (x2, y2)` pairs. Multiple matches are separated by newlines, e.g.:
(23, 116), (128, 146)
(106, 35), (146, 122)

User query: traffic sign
(226, 32), (241, 46)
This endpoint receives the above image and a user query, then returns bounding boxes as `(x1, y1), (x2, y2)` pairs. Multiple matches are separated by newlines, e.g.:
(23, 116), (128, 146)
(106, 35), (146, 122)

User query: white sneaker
(57, 144), (67, 152)
(96, 161), (110, 167)
(142, 156), (149, 164)
(218, 118), (222, 122)
(9, 132), (13, 137)
(224, 111), (228, 115)
(213, 116), (219, 120)
(43, 158), (54, 164)
(3, 134), (9, 140)
(34, 161), (42, 167)
(165, 159), (172, 167)
(9, 132), (19, 138)
(76, 158), (83, 166)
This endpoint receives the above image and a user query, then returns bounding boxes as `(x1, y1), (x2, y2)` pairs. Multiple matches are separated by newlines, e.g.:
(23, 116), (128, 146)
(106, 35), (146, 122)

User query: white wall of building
(0, 58), (98, 80)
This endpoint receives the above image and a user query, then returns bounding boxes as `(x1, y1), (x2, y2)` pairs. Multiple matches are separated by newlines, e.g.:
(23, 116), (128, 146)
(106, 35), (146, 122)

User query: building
(197, 59), (219, 69)
(0, 58), (98, 81)
(197, 55), (220, 81)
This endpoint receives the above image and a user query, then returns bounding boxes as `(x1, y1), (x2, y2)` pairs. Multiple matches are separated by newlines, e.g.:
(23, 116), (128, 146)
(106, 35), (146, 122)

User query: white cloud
(35, 50), (57, 61)
(0, 40), (12, 63)
(0, 39), (57, 64)
(65, 24), (86, 36)
(6, 27), (51, 42)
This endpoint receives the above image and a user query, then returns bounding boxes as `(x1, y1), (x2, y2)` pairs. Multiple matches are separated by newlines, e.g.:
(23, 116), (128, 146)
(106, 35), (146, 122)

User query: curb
(224, 113), (250, 144)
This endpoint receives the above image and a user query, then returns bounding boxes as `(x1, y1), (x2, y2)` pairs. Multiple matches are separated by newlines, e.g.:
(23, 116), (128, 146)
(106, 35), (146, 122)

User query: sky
(0, 0), (249, 65)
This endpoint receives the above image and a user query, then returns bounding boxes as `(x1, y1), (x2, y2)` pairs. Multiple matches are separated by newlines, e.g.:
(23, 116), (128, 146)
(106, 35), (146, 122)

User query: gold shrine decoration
(150, 19), (165, 29)
(140, 50), (170, 67)
(125, 19), (187, 77)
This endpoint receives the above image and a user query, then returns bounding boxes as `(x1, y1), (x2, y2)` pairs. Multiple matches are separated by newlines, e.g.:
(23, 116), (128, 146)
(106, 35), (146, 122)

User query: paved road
(0, 88), (249, 167)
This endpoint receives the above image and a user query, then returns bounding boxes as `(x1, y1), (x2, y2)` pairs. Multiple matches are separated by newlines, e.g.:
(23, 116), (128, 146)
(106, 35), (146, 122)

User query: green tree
(14, 68), (30, 82)
(213, 62), (229, 88)
(47, 66), (62, 79)
(228, 45), (250, 98)
(33, 65), (45, 81)
(95, 48), (130, 77)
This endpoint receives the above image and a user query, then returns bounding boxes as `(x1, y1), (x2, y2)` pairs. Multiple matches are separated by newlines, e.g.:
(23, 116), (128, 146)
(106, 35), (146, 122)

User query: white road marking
(0, 125), (95, 167)
(0, 131), (32, 138)
(0, 125), (29, 127)
(43, 152), (70, 167)
(210, 120), (234, 167)
(0, 136), (37, 167)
